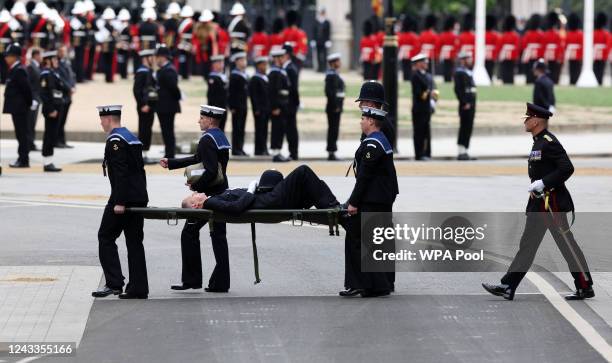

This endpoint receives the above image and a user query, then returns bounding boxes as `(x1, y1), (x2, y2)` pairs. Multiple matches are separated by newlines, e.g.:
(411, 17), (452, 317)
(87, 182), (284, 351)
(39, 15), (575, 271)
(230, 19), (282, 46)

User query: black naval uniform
(40, 66), (69, 160)
(249, 70), (270, 155)
(156, 61), (181, 158)
(99, 127), (149, 296)
(168, 128), (231, 290)
(133, 64), (158, 152)
(57, 57), (76, 146)
(345, 131), (399, 292)
(268, 64), (290, 152)
(228, 68), (249, 154)
(3, 61), (33, 165)
(324, 67), (345, 153)
(207, 71), (228, 130)
(411, 69), (435, 160)
(533, 73), (555, 111)
(500, 129), (593, 292)
(453, 66), (476, 151)
(284, 60), (300, 159)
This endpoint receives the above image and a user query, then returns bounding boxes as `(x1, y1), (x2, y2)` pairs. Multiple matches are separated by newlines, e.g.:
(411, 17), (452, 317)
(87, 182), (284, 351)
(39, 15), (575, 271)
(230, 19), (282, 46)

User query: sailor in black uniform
(410, 53), (438, 161)
(207, 55), (228, 131)
(249, 56), (270, 156)
(228, 51), (249, 156)
(324, 52), (345, 161)
(282, 43), (300, 160)
(453, 51), (477, 161)
(532, 58), (556, 114)
(133, 49), (158, 164)
(268, 48), (290, 162)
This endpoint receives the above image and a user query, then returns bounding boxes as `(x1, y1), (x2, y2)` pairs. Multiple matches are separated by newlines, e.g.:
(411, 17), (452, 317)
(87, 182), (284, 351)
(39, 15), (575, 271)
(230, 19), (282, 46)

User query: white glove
(528, 179), (545, 193)
(247, 180), (259, 194)
(309, 40), (316, 48)
(325, 41), (332, 48)
(30, 100), (39, 110)
(429, 99), (436, 110)
(548, 105), (556, 114)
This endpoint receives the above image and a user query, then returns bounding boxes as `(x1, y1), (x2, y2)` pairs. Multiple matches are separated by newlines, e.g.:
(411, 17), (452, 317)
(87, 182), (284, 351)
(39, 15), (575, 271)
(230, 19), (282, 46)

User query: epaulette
(543, 134), (553, 142)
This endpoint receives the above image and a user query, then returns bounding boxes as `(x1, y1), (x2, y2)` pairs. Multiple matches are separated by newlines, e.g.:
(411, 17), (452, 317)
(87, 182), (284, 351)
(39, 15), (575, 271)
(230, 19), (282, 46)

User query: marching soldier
(324, 53), (344, 161)
(498, 15), (519, 84)
(155, 46), (181, 159)
(69, 1), (87, 83)
(177, 5), (194, 80)
(99, 8), (117, 83)
(453, 51), (476, 161)
(160, 105), (231, 293)
(93, 104), (149, 299)
(411, 53), (437, 161)
(532, 59), (555, 113)
(249, 56), (270, 156)
(227, 2), (250, 57)
(483, 103), (594, 301)
(268, 48), (290, 162)
(282, 43), (300, 160)
(133, 49), (158, 164)
(116, 9), (132, 80)
(565, 13), (583, 86)
(207, 55), (228, 130)
(269, 17), (285, 52)
(228, 51), (249, 156)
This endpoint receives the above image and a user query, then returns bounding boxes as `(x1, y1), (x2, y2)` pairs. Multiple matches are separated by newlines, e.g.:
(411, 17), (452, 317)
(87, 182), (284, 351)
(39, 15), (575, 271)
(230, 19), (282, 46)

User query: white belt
(336, 92), (345, 98)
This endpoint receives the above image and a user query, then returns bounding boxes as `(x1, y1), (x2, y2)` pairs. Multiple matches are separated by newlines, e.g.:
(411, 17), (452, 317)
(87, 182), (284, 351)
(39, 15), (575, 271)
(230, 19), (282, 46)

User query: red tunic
(418, 30), (438, 61)
(564, 30), (583, 61)
(282, 26), (308, 60)
(485, 30), (500, 61)
(436, 31), (458, 61)
(397, 31), (420, 61)
(520, 30), (543, 63)
(217, 27), (229, 56)
(269, 32), (284, 52)
(593, 29), (610, 61)
(457, 30), (475, 59)
(359, 35), (376, 63)
(249, 31), (269, 57)
(541, 29), (564, 62)
(496, 31), (520, 61)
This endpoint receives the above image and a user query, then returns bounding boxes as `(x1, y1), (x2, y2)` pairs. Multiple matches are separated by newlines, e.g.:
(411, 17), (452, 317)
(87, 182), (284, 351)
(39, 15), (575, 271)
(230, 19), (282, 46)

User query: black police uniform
(40, 66), (69, 159)
(453, 65), (476, 150)
(248, 70), (270, 155)
(228, 68), (249, 154)
(501, 128), (593, 292)
(207, 71), (228, 130)
(155, 61), (181, 158)
(133, 64), (158, 152)
(283, 60), (300, 159)
(533, 73), (555, 111)
(2, 60), (33, 165)
(324, 67), (345, 153)
(99, 127), (149, 296)
(411, 69), (435, 160)
(268, 64), (290, 151)
(345, 131), (399, 292)
(168, 128), (231, 290)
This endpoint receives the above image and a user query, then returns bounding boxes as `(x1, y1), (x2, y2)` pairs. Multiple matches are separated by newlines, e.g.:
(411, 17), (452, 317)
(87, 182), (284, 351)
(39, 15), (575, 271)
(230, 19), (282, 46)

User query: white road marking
(0, 198), (103, 209)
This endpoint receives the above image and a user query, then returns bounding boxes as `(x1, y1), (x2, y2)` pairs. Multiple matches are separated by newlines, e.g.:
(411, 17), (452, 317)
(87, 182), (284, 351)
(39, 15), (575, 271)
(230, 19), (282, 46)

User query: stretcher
(127, 207), (346, 284)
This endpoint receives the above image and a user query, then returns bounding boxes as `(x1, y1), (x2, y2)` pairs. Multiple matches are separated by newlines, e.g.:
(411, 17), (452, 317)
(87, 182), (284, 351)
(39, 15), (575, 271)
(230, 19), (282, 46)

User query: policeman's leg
(180, 218), (207, 286)
(98, 205), (125, 289)
(123, 213), (149, 295)
(12, 112), (30, 163)
(208, 221), (230, 290)
(158, 112), (176, 159)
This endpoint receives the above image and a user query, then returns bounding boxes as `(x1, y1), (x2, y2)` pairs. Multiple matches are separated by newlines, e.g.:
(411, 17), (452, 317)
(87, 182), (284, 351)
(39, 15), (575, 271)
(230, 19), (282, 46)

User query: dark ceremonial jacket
(228, 68), (248, 111)
(411, 69), (434, 115)
(453, 66), (476, 107)
(156, 62), (181, 114)
(168, 127), (230, 195)
(533, 74), (555, 110)
(283, 60), (300, 113)
(133, 65), (158, 109)
(249, 71), (270, 116)
(103, 127), (148, 206)
(268, 65), (289, 111)
(26, 60), (42, 103)
(3, 62), (32, 114)
(526, 129), (574, 213)
(324, 68), (345, 113)
(348, 131), (399, 207)
(40, 67), (69, 116)
(207, 71), (228, 109)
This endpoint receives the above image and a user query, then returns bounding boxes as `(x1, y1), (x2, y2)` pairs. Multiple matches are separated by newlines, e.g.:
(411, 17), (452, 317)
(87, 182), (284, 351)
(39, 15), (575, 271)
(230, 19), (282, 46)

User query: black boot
(482, 283), (515, 300)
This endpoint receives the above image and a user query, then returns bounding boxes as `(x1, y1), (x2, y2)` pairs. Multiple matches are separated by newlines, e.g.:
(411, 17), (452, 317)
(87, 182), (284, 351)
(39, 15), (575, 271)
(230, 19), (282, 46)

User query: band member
(0, 9), (13, 84)
(99, 8), (117, 83)
(228, 52), (249, 156)
(438, 16), (458, 83)
(542, 12), (564, 84)
(207, 55), (228, 130)
(155, 46), (181, 159)
(324, 53), (344, 161)
(485, 15), (499, 80)
(565, 13), (583, 85)
(227, 2), (250, 57)
(69, 2), (87, 83)
(93, 104), (149, 299)
(521, 15), (543, 84)
(249, 56), (270, 156)
(83, 0), (98, 81)
(116, 9), (132, 80)
(268, 48), (290, 162)
(177, 5), (194, 80)
(411, 53), (437, 161)
(593, 13), (609, 85)
(163, 2), (181, 58)
(194, 9), (218, 80)
(249, 16), (269, 59)
(453, 52), (476, 161)
(29, 2), (51, 50)
(497, 15), (519, 84)
(398, 15), (420, 81)
(133, 49), (158, 164)
(139, 7), (160, 51)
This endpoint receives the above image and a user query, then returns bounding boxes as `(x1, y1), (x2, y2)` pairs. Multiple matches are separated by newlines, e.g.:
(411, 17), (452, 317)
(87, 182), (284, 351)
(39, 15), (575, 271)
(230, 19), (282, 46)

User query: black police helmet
(4, 43), (22, 57)
(156, 45), (171, 59)
(355, 80), (386, 105)
(257, 170), (284, 192)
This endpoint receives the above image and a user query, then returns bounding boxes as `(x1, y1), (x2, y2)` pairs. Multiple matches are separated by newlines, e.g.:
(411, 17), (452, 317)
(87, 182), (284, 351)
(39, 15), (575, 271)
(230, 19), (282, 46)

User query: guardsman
(249, 16), (269, 59)
(312, 6), (331, 73)
(458, 14), (475, 61)
(593, 13), (609, 85)
(133, 49), (158, 164)
(542, 12), (564, 84)
(116, 8), (132, 80)
(532, 59), (555, 113)
(69, 1), (87, 83)
(283, 10), (308, 71)
(268, 48), (290, 162)
(2, 43), (32, 168)
(438, 16), (458, 83)
(398, 14), (420, 81)
(40, 50), (69, 172)
(520, 15), (543, 84)
(484, 15), (499, 80)
(177, 5), (194, 80)
(269, 17), (285, 52)
(248, 56), (270, 156)
(155, 46), (181, 159)
(160, 105), (231, 293)
(227, 2), (250, 57)
(324, 53), (344, 161)
(419, 15), (438, 73)
(228, 51), (249, 156)
(93, 104), (149, 299)
(99, 8), (117, 83)
(0, 9), (13, 84)
(410, 53), (437, 161)
(483, 103), (594, 301)
(453, 51), (476, 161)
(340, 106), (398, 298)
(565, 13), (583, 86)
(359, 20), (375, 80)
(282, 43), (300, 160)
(497, 15), (519, 84)
(207, 55), (228, 130)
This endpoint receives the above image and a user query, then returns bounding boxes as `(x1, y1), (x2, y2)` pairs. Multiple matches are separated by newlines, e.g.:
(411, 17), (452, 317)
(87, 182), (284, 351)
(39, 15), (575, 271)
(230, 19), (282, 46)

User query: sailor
(282, 43), (300, 160)
(410, 53), (437, 161)
(133, 49), (158, 164)
(207, 54), (228, 130)
(155, 45), (181, 159)
(268, 48), (290, 162)
(228, 52), (249, 156)
(248, 56), (270, 156)
(324, 52), (344, 161)
(453, 51), (477, 161)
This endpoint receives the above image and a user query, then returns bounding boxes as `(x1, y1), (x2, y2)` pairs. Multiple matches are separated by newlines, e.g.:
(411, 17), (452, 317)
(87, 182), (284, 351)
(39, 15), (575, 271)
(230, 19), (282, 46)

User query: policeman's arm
(133, 72), (146, 106)
(108, 141), (130, 205)
(190, 137), (220, 191)
(542, 141), (574, 188)
(348, 145), (382, 207)
(18, 70), (33, 107)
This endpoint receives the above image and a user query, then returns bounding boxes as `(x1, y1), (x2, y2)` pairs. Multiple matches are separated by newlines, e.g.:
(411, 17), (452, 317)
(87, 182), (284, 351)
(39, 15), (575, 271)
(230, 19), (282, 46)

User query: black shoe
(416, 156), (431, 161)
(30, 144), (39, 151)
(204, 287), (228, 293)
(232, 150), (248, 156)
(262, 150), (270, 156)
(458, 153), (477, 161)
(482, 283), (515, 300)
(565, 287), (595, 300)
(44, 164), (62, 172)
(92, 286), (122, 298)
(327, 153), (338, 161)
(118, 292), (148, 299)
(339, 288), (364, 297)
(360, 289), (391, 298)
(290, 154), (298, 161)
(9, 160), (29, 168)
(272, 154), (290, 162)
(170, 283), (202, 291)
(55, 142), (74, 149)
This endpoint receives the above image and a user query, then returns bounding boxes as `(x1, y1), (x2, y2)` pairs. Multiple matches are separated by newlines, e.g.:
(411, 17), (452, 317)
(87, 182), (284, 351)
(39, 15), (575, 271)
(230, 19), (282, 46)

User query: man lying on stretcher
(182, 165), (342, 214)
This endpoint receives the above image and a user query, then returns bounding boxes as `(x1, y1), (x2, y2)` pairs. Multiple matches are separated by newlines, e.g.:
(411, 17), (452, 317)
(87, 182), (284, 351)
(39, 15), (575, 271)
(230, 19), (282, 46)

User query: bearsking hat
(254, 16), (265, 32)
(595, 12), (607, 29)
(566, 13), (581, 31)
(286, 9), (298, 26)
(42, 50), (58, 59)
(97, 104), (123, 116)
(138, 49), (155, 57)
(503, 15), (516, 32)
(462, 13), (474, 31)
(327, 52), (341, 62)
(199, 105), (226, 119)
(486, 14), (497, 31)
(361, 106), (387, 121)
(401, 14), (417, 32)
(443, 16), (456, 31)
(424, 14), (437, 29)
(4, 42), (21, 57)
(525, 102), (552, 119)
(525, 14), (541, 31)
(272, 17), (284, 33)
(257, 169), (283, 192)
(355, 80), (386, 105)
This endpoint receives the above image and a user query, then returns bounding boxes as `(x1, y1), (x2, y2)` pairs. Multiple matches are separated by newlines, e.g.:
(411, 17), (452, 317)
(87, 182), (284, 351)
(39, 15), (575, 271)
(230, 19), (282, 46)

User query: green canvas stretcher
(126, 207), (345, 284)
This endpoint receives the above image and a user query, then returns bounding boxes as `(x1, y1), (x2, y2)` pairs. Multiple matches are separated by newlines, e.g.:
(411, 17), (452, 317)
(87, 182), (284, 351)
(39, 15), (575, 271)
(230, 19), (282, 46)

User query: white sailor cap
(42, 50), (58, 59)
(254, 56), (268, 64)
(139, 49), (155, 57)
(200, 105), (226, 119)
(269, 48), (286, 57)
(361, 106), (387, 121)
(210, 54), (225, 62)
(457, 51), (472, 59)
(410, 53), (428, 63)
(229, 51), (247, 62)
(326, 52), (341, 62)
(97, 104), (123, 116)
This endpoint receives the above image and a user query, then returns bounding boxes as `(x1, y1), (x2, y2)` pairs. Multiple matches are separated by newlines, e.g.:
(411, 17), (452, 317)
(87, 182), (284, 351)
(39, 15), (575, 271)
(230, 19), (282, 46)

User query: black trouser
(457, 104), (475, 149)
(180, 219), (229, 290)
(401, 59), (412, 81)
(27, 101), (40, 148)
(500, 60), (515, 84)
(253, 112), (269, 155)
(316, 45), (327, 73)
(11, 111), (30, 164)
(344, 203), (393, 291)
(524, 61), (536, 83)
(501, 212), (593, 291)
(485, 60), (495, 80)
(73, 46), (85, 82)
(57, 101), (71, 145)
(593, 60), (605, 85)
(270, 110), (286, 150)
(286, 108), (299, 159)
(412, 110), (431, 159)
(362, 62), (373, 80)
(200, 60), (211, 80)
(568, 60), (581, 85)
(178, 49), (191, 80)
(0, 55), (7, 84)
(156, 112), (176, 158)
(117, 50), (128, 79)
(442, 59), (454, 83)
(138, 108), (155, 151)
(231, 108), (247, 153)
(42, 111), (60, 158)
(86, 44), (96, 80)
(548, 61), (561, 84)
(98, 203), (149, 295)
(326, 111), (341, 152)
(102, 52), (113, 83)
(132, 50), (141, 74)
